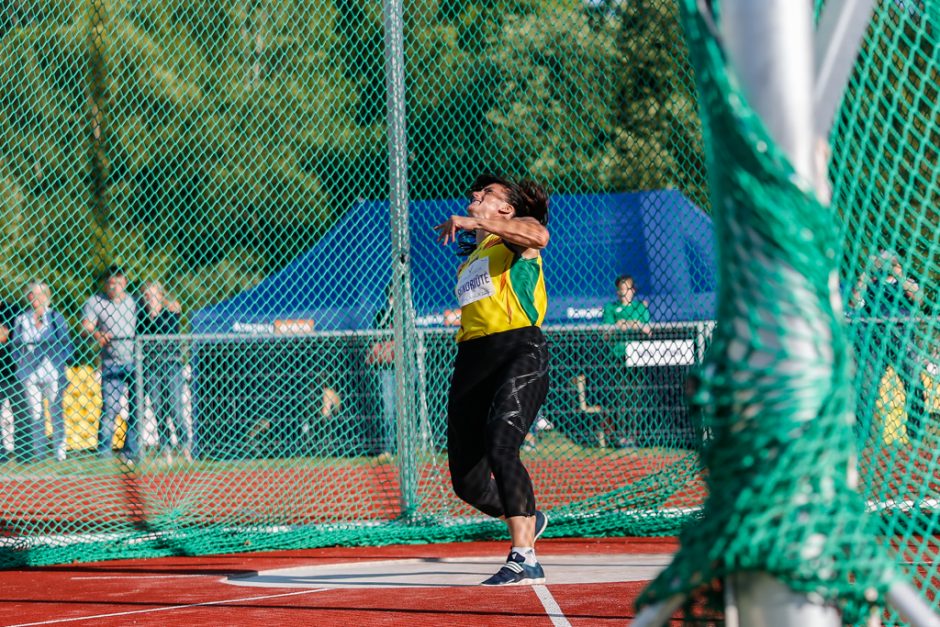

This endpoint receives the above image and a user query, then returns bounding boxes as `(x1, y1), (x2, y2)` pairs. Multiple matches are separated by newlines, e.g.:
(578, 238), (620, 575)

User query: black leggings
(447, 326), (550, 519)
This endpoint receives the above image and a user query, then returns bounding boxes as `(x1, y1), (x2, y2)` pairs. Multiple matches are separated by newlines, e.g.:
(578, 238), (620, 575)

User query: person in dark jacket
(11, 281), (74, 461)
(138, 281), (190, 464)
(851, 249), (926, 443)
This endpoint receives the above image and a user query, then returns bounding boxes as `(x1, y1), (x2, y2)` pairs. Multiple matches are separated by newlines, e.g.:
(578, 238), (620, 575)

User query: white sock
(511, 546), (537, 565)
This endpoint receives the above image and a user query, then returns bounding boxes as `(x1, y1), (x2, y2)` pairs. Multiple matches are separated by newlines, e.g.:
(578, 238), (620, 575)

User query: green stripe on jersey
(510, 256), (540, 325)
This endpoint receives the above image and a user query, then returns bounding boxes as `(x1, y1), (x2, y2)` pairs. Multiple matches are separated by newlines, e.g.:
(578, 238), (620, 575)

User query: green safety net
(638, 0), (939, 624)
(0, 0), (710, 567)
(0, 2), (938, 623)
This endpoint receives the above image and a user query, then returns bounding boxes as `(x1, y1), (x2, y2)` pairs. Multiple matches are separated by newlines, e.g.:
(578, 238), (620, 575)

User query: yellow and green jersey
(454, 234), (547, 343)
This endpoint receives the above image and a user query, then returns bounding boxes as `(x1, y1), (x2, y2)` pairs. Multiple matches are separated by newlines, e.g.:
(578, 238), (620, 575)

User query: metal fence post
(383, 0), (418, 519)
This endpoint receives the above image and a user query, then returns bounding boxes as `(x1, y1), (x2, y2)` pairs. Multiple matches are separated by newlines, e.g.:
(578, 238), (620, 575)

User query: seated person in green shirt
(603, 274), (652, 336)
(601, 274), (651, 447)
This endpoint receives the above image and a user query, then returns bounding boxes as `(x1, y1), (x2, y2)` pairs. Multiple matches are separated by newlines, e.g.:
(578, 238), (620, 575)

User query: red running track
(1, 455), (704, 525)
(0, 537), (680, 626)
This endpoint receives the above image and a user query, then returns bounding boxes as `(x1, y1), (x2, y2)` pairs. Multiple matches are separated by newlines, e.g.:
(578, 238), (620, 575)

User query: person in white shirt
(82, 265), (139, 463)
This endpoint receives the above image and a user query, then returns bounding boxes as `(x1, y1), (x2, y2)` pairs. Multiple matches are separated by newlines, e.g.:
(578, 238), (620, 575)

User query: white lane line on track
(5, 587), (332, 626)
(534, 585), (572, 627)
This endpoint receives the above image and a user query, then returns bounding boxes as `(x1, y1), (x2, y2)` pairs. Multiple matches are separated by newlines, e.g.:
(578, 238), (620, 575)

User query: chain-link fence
(3, 8), (937, 624)
(0, 0), (711, 566)
(636, 1), (940, 623)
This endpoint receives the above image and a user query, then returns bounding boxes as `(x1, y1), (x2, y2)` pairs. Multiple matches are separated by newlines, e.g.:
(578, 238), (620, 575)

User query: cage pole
(813, 0), (877, 140)
(813, 0), (877, 203)
(719, 2), (840, 625)
(721, 0), (816, 184)
(383, 0), (418, 518)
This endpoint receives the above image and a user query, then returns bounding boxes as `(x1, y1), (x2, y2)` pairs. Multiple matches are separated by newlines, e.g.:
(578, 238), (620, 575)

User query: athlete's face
(467, 183), (514, 221)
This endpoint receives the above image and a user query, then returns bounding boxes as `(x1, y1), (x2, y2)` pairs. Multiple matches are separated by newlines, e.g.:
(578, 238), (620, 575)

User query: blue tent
(191, 189), (715, 333)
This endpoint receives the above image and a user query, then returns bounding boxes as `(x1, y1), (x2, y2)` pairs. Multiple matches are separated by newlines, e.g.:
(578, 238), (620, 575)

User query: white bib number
(456, 257), (495, 307)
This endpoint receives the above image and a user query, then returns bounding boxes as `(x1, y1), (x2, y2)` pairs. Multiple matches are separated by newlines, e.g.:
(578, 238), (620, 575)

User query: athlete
(434, 173), (551, 586)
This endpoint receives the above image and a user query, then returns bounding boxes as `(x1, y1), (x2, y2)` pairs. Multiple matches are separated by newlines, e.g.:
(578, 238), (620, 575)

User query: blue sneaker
(481, 551), (545, 586)
(534, 510), (548, 541)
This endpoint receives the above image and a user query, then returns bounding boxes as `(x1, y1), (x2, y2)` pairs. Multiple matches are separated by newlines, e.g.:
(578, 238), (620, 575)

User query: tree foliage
(0, 0), (705, 329)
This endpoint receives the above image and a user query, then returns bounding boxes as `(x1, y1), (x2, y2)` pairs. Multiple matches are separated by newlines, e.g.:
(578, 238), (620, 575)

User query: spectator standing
(367, 286), (397, 461)
(851, 249), (926, 443)
(138, 281), (190, 465)
(12, 282), (74, 461)
(0, 299), (25, 462)
(308, 371), (347, 456)
(602, 274), (652, 448)
(82, 265), (139, 464)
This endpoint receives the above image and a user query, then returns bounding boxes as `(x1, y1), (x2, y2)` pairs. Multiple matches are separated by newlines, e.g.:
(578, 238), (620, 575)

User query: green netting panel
(835, 0), (940, 623)
(0, 0), (711, 567)
(638, 1), (939, 624)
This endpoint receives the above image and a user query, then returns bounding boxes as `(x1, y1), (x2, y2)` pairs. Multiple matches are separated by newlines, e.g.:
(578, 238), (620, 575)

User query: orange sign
(274, 319), (315, 334)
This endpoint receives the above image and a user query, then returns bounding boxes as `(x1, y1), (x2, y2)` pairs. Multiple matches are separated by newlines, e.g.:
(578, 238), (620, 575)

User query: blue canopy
(191, 189), (716, 333)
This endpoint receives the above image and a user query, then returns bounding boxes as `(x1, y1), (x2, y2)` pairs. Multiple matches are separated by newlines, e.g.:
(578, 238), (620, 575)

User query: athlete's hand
(434, 215), (478, 245)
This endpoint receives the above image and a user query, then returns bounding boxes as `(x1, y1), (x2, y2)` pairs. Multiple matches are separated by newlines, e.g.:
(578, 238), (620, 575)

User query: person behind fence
(82, 264), (140, 464)
(0, 298), (25, 463)
(850, 248), (927, 443)
(434, 172), (551, 586)
(602, 274), (651, 448)
(11, 281), (74, 462)
(564, 372), (610, 448)
(307, 370), (347, 456)
(366, 284), (397, 461)
(138, 280), (190, 464)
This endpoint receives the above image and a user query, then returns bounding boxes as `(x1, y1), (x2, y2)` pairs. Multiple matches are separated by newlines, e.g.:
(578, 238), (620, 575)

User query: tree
(407, 0), (707, 202)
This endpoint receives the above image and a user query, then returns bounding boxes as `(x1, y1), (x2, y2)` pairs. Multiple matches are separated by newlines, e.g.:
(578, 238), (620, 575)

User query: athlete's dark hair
(456, 173), (550, 256)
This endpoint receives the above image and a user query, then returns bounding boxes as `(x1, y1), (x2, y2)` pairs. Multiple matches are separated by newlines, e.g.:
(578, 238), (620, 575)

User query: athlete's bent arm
(434, 216), (549, 257)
